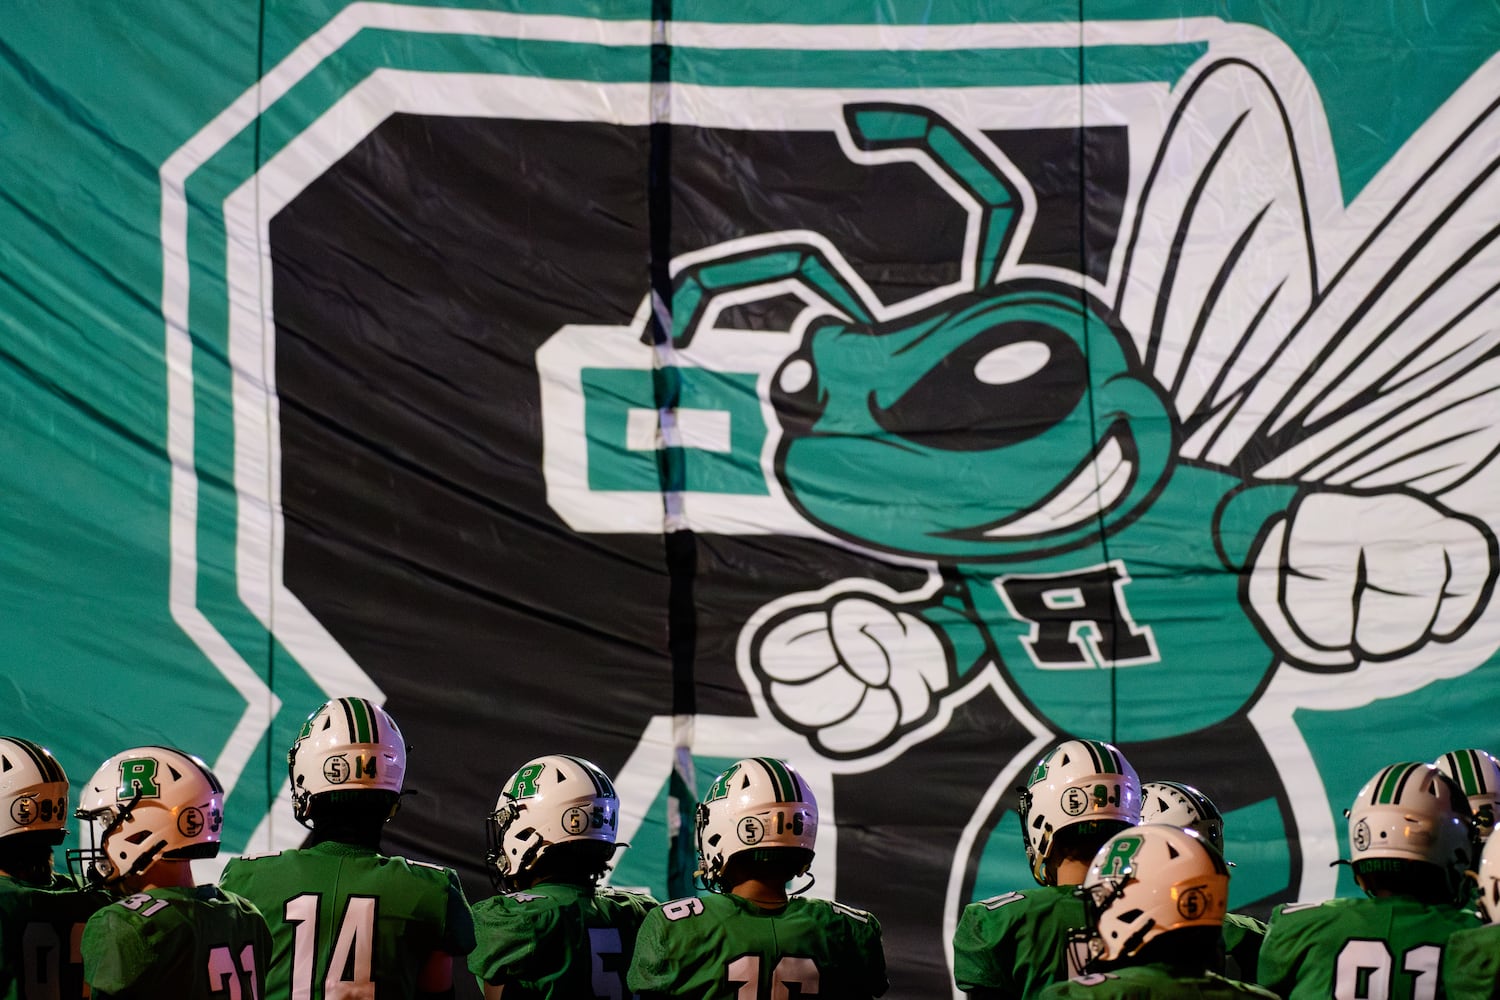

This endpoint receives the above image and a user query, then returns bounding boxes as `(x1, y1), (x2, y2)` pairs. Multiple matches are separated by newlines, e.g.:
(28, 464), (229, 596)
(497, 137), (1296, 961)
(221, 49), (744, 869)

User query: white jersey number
(207, 942), (262, 1000)
(1333, 939), (1441, 1000)
(727, 954), (819, 999)
(285, 893), (378, 1000)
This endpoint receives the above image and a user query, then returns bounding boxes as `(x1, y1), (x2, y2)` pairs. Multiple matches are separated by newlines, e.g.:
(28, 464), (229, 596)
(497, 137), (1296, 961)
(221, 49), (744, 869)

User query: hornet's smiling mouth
(943, 423), (1139, 540)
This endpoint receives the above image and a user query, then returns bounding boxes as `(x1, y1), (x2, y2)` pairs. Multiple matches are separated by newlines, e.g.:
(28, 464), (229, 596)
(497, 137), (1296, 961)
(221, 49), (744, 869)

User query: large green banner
(3, 3), (1497, 996)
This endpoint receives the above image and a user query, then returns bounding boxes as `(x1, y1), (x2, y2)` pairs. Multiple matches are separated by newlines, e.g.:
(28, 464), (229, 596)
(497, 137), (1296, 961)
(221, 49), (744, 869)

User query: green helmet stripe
(1081, 740), (1117, 775)
(753, 757), (800, 802)
(1374, 763), (1422, 804)
(342, 698), (374, 744)
(1446, 751), (1484, 795)
(9, 738), (64, 784)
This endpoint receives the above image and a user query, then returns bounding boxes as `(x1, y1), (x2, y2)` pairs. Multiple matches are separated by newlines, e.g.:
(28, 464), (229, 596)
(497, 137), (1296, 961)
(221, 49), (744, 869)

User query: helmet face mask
(68, 747), (224, 886)
(288, 698), (406, 827)
(1435, 749), (1500, 843)
(1073, 824), (1229, 968)
(1140, 781), (1224, 853)
(696, 757), (817, 893)
(1346, 762), (1476, 904)
(1019, 739), (1141, 885)
(0, 737), (69, 844)
(485, 754), (620, 892)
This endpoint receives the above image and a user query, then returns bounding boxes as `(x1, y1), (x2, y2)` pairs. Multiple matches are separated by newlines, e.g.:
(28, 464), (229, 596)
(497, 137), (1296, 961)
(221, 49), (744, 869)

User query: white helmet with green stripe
(1477, 831), (1500, 924)
(1435, 748), (1500, 842)
(288, 697), (407, 825)
(0, 737), (69, 842)
(1019, 738), (1141, 885)
(1140, 781), (1225, 853)
(1347, 761), (1475, 895)
(696, 757), (818, 892)
(72, 746), (224, 884)
(486, 754), (620, 890)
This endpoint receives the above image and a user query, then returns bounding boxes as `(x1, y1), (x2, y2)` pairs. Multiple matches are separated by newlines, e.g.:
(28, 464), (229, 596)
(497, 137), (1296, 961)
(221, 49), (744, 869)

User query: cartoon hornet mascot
(665, 56), (1500, 875)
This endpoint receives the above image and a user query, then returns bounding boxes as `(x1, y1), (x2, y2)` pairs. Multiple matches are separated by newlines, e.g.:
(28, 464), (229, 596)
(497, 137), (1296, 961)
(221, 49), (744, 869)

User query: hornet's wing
(1119, 54), (1500, 503)
(1112, 57), (1339, 461)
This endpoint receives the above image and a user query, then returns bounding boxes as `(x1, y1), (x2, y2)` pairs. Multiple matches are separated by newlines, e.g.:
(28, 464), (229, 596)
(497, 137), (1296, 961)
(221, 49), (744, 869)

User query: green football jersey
(1221, 912), (1267, 982)
(1441, 923), (1500, 1000)
(1257, 896), (1480, 1000)
(627, 893), (886, 999)
(0, 873), (113, 1000)
(218, 840), (476, 1000)
(953, 884), (1087, 997)
(1038, 963), (1280, 1000)
(80, 884), (270, 999)
(468, 882), (658, 998)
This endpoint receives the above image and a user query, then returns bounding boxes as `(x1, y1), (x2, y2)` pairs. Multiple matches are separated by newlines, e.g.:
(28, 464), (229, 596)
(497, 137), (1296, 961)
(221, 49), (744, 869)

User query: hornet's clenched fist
(1247, 490), (1498, 670)
(750, 593), (952, 758)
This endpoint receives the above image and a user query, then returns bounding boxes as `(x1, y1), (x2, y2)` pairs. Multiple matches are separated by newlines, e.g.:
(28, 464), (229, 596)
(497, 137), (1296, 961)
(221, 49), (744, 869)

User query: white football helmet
(1019, 739), (1141, 885)
(71, 746), (224, 884)
(696, 757), (817, 892)
(486, 754), (620, 889)
(0, 737), (69, 842)
(1435, 748), (1500, 842)
(288, 697), (406, 825)
(1076, 824), (1229, 966)
(1476, 830), (1500, 925)
(1346, 761), (1475, 898)
(1140, 781), (1225, 853)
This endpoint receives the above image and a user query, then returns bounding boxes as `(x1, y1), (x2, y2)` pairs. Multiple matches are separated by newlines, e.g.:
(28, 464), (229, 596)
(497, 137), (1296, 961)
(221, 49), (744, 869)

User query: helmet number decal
(11, 795), (64, 826)
(323, 756), (351, 784)
(116, 757), (161, 800)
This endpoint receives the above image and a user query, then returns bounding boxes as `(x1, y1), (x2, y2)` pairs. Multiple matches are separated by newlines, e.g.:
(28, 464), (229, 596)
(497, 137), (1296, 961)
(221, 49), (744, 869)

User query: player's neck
(730, 877), (789, 909)
(1051, 856), (1092, 886)
(124, 860), (196, 892)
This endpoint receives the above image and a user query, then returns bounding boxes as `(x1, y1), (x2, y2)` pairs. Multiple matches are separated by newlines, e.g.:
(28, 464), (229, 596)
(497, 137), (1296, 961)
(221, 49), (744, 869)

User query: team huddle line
(0, 700), (1495, 998)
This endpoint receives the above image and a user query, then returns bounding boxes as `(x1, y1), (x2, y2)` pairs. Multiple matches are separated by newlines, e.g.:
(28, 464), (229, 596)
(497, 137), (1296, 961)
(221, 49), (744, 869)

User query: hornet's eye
(873, 320), (1086, 451)
(771, 348), (827, 439)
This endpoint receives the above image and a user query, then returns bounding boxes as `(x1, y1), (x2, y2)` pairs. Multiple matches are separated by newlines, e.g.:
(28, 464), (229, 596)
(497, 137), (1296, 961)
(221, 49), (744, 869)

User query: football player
(1434, 747), (1500, 843)
(75, 745), (271, 998)
(627, 756), (887, 999)
(469, 754), (657, 998)
(1140, 779), (1265, 979)
(1257, 761), (1480, 1000)
(1039, 823), (1276, 999)
(219, 697), (475, 999)
(953, 738), (1142, 998)
(0, 736), (112, 999)
(1442, 829), (1500, 1000)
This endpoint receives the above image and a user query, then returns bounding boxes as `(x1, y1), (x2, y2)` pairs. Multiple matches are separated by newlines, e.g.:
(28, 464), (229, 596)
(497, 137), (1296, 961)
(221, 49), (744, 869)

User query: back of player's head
(1477, 830), (1500, 925)
(1019, 738), (1141, 886)
(1346, 761), (1475, 904)
(1435, 748), (1500, 843)
(485, 753), (620, 891)
(695, 757), (817, 893)
(1075, 824), (1229, 970)
(288, 697), (406, 828)
(0, 737), (69, 846)
(0, 737), (70, 882)
(1140, 781), (1224, 853)
(70, 746), (224, 885)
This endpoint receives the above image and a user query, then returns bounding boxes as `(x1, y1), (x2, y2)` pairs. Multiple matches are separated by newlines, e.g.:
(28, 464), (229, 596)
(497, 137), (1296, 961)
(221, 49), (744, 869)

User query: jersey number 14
(285, 893), (377, 999)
